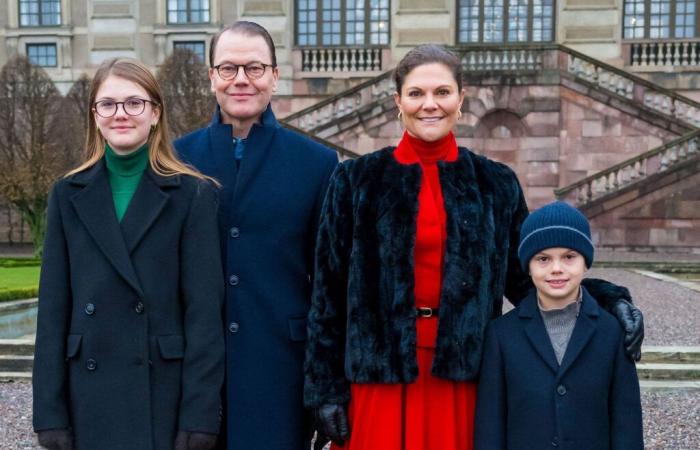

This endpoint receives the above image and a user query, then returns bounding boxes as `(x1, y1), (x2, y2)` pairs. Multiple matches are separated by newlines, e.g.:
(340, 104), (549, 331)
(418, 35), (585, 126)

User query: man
(174, 21), (338, 450)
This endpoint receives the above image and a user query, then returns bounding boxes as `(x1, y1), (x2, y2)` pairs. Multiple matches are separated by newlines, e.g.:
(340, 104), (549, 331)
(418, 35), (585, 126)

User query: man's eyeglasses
(93, 98), (158, 118)
(213, 62), (275, 80)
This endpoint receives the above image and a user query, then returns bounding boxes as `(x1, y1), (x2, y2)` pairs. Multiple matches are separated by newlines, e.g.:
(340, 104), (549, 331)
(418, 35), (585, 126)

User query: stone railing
(626, 40), (700, 67)
(280, 122), (360, 160)
(456, 45), (547, 72)
(283, 70), (394, 133)
(300, 47), (384, 73)
(555, 130), (700, 206)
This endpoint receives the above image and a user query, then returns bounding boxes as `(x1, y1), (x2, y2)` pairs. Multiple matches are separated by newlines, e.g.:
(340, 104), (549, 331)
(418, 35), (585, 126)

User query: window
(167, 0), (210, 24)
(26, 43), (57, 67)
(296, 0), (390, 46)
(623, 0), (698, 39)
(173, 41), (206, 62)
(19, 0), (61, 27)
(458, 0), (554, 43)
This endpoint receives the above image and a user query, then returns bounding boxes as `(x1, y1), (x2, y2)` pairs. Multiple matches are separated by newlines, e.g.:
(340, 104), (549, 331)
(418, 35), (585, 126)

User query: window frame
(26, 42), (58, 67)
(172, 40), (207, 62)
(166, 0), (211, 25)
(623, 0), (700, 40)
(294, 0), (391, 47)
(18, 0), (62, 27)
(457, 0), (556, 44)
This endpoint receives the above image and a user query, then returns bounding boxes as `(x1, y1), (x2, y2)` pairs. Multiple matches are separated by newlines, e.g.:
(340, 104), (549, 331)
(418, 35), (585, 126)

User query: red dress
(332, 132), (477, 450)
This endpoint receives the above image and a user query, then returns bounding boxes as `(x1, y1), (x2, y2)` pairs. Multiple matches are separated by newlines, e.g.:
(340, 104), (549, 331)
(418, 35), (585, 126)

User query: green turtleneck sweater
(104, 143), (149, 221)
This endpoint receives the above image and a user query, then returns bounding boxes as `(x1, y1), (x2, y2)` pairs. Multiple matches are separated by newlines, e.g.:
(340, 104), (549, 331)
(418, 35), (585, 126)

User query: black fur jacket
(303, 147), (631, 408)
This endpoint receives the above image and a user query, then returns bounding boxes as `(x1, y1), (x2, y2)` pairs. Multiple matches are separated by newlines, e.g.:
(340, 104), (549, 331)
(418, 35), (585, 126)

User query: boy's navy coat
(474, 288), (643, 450)
(174, 105), (338, 450)
(303, 147), (631, 408)
(33, 162), (225, 450)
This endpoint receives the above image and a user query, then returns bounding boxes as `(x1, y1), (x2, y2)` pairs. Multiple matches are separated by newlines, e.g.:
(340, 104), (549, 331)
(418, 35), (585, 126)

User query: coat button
(84, 303), (95, 315)
(557, 384), (567, 396)
(229, 275), (239, 286)
(86, 358), (97, 371)
(228, 322), (239, 333)
(134, 301), (145, 314)
(230, 227), (240, 238)
(551, 437), (559, 447)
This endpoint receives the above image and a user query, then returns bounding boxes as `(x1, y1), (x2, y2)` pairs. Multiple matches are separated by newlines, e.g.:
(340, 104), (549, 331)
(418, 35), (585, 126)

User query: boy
(474, 201), (643, 450)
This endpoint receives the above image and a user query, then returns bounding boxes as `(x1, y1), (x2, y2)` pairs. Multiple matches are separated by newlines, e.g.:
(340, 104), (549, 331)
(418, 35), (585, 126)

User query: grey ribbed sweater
(538, 289), (582, 365)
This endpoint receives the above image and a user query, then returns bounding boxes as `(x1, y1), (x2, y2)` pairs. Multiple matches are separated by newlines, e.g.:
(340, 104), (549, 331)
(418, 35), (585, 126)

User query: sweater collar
(394, 131), (458, 165)
(104, 142), (149, 177)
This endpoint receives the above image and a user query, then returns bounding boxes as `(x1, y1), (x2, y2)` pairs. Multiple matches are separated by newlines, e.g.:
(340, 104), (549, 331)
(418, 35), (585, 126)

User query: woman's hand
(610, 299), (644, 361)
(37, 429), (73, 450)
(315, 403), (350, 446)
(174, 431), (218, 450)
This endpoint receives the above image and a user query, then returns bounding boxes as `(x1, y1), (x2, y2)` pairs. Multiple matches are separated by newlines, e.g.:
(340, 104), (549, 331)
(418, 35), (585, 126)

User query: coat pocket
(288, 316), (308, 342)
(65, 334), (82, 360)
(157, 335), (185, 360)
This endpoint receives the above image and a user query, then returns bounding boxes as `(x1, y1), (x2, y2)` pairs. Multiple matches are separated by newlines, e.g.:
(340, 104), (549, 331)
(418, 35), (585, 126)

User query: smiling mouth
(546, 280), (569, 287)
(418, 117), (444, 123)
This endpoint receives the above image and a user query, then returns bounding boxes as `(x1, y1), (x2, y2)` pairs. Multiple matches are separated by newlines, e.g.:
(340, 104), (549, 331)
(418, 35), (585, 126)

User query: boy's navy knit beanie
(517, 201), (594, 271)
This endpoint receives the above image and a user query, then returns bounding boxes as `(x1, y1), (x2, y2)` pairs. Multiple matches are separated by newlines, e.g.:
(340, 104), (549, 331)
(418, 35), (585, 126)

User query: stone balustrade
(301, 47), (383, 73)
(629, 40), (700, 67)
(459, 47), (544, 72)
(556, 131), (700, 206)
(284, 72), (394, 133)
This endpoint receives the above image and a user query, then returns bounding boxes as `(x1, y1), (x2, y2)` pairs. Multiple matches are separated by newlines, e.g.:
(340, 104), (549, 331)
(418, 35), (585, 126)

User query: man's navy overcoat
(175, 105), (338, 450)
(32, 161), (225, 450)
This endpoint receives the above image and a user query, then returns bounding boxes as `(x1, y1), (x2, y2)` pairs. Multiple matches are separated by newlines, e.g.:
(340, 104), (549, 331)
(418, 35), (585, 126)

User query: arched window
(296, 0), (390, 46)
(623, 0), (698, 39)
(457, 0), (554, 43)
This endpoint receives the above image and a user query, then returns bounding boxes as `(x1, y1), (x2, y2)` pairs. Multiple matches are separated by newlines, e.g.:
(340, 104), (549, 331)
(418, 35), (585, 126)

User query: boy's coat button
(556, 384), (567, 395)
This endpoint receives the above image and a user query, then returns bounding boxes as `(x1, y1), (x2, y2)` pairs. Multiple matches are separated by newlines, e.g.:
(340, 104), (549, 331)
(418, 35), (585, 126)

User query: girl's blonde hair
(66, 58), (217, 185)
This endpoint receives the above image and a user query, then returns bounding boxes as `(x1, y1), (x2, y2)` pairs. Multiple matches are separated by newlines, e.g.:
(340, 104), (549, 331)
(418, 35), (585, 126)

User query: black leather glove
(315, 403), (350, 446)
(313, 430), (331, 450)
(174, 431), (219, 450)
(37, 429), (73, 450)
(610, 299), (644, 361)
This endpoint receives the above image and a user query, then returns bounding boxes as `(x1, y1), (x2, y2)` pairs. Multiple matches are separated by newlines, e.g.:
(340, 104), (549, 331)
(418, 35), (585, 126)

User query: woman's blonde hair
(66, 57), (217, 185)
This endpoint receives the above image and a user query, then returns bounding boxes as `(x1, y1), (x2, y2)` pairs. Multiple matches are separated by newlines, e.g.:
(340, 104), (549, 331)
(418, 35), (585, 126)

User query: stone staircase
(555, 129), (700, 211)
(282, 44), (700, 152)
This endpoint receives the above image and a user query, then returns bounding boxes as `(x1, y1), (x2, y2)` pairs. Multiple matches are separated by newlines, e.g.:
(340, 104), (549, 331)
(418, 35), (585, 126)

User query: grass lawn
(0, 266), (40, 301)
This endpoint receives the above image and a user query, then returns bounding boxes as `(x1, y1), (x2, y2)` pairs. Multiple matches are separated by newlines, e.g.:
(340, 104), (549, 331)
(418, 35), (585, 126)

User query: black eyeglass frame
(93, 98), (159, 118)
(212, 62), (276, 80)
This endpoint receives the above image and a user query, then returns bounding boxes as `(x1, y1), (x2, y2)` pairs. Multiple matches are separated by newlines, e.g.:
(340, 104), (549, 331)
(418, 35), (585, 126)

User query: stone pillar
(558, 0), (623, 65)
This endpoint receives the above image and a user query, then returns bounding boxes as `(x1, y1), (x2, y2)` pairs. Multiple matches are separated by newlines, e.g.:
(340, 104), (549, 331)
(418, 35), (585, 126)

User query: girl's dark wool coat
(304, 146), (631, 408)
(32, 161), (225, 450)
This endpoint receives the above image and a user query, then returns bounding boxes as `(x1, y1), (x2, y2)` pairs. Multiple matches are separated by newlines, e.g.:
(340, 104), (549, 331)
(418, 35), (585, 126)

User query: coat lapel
(556, 287), (599, 379)
(519, 293), (560, 374)
(69, 160), (144, 297)
(120, 169), (177, 254)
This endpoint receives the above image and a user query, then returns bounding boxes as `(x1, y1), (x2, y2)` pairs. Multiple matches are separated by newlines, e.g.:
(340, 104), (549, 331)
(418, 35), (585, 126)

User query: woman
(32, 58), (224, 450)
(304, 45), (644, 450)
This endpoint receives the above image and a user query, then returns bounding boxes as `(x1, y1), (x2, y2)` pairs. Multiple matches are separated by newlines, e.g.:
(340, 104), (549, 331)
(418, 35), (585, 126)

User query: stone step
(0, 372), (32, 382)
(636, 363), (700, 381)
(639, 380), (700, 392)
(0, 338), (35, 356)
(0, 355), (33, 372)
(641, 346), (700, 364)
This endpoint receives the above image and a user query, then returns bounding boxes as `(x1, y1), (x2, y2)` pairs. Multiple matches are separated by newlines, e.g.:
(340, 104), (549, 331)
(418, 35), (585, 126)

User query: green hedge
(0, 287), (39, 302)
(0, 258), (42, 268)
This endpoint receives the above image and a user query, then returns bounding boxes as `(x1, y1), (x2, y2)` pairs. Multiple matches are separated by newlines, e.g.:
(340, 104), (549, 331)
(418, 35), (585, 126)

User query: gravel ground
(1, 381), (698, 449)
(587, 268), (700, 346)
